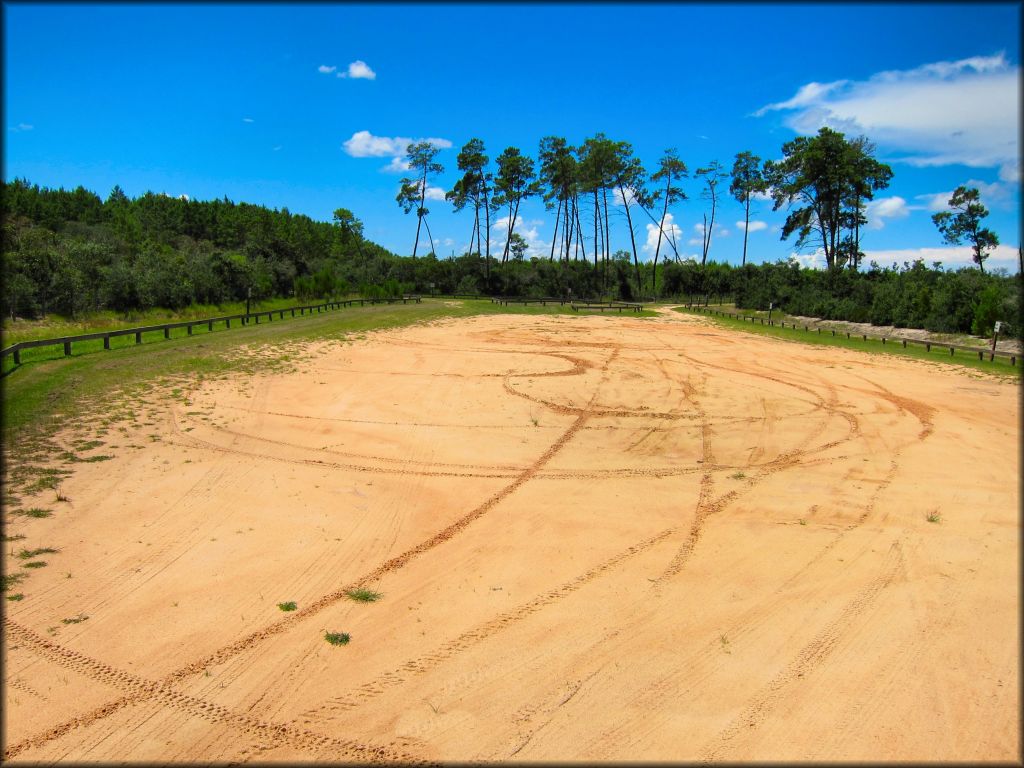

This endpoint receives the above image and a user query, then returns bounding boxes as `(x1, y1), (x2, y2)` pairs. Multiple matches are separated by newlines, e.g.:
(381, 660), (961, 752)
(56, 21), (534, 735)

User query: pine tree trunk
(549, 198), (562, 262)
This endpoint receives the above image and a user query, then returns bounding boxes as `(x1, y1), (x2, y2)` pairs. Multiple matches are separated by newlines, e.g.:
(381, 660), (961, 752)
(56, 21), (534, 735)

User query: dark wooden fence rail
(686, 305), (1018, 366)
(1, 295), (421, 371)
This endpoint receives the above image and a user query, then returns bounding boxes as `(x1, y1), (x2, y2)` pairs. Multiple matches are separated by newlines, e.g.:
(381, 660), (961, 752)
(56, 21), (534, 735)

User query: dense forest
(2, 173), (1020, 342)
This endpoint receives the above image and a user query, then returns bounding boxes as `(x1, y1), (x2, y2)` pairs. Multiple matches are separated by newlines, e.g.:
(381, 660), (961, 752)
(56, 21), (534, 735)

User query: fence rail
(1, 295), (421, 371)
(686, 305), (1018, 365)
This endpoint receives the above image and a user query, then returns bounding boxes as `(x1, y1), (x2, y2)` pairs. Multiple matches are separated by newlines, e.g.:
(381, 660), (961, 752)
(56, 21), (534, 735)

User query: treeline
(1, 178), (403, 318)
(2, 178), (1019, 341)
(661, 258), (1020, 340)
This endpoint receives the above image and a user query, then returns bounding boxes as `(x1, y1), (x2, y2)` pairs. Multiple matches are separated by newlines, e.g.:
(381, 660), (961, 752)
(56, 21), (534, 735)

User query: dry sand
(3, 308), (1019, 762)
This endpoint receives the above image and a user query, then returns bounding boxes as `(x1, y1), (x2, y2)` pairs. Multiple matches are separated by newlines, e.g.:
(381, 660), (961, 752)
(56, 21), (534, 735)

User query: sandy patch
(3, 311), (1018, 762)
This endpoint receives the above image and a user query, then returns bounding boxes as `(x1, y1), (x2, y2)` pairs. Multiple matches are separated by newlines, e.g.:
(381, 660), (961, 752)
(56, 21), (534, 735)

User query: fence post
(208, 320), (214, 332)
(255, 314), (260, 324)
(926, 342), (931, 352)
(187, 324), (193, 336)
(13, 348), (20, 365)
(227, 319), (231, 328)
(163, 328), (170, 339)
(103, 335), (111, 350)
(902, 340), (906, 348)
(63, 341), (72, 356)
(136, 332), (142, 344)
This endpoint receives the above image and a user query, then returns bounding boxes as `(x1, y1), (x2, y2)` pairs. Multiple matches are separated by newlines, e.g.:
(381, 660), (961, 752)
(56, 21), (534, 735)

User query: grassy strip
(1, 296), (305, 345)
(1, 299), (656, 373)
(674, 306), (1022, 378)
(1, 299), (653, 442)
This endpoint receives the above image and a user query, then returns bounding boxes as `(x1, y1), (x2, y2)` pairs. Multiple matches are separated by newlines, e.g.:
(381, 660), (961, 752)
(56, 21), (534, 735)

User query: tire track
(297, 526), (677, 722)
(697, 538), (905, 762)
(6, 341), (616, 758)
(2, 620), (420, 763)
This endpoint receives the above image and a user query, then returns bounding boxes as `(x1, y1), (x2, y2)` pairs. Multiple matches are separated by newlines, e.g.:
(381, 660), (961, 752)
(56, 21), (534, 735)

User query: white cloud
(318, 64), (337, 74)
(863, 244), (1020, 272)
(687, 221), (730, 245)
(756, 53), (1020, 179)
(735, 220), (768, 233)
(915, 179), (1013, 213)
(9, 123), (33, 132)
(643, 213), (683, 255)
(242, 117), (255, 123)
(754, 80), (849, 116)
(915, 190), (955, 212)
(342, 130), (452, 159)
(273, 145), (282, 152)
(864, 196), (910, 230)
(789, 248), (826, 270)
(423, 185), (447, 202)
(337, 60), (376, 80)
(491, 216), (547, 259)
(382, 156), (410, 173)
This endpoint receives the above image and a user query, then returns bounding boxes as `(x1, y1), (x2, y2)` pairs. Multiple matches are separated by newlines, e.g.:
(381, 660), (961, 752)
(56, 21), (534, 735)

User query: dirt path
(3, 310), (1018, 762)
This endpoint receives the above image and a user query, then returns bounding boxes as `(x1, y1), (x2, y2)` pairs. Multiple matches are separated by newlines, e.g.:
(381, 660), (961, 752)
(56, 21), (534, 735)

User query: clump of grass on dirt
(7, 593), (25, 601)
(277, 601), (297, 611)
(345, 588), (382, 603)
(17, 547), (59, 559)
(926, 511), (942, 523)
(325, 631), (351, 646)
(13, 508), (53, 518)
(730, 471), (746, 480)
(3, 533), (28, 542)
(22, 561), (48, 569)
(3, 573), (28, 592)
(61, 613), (89, 624)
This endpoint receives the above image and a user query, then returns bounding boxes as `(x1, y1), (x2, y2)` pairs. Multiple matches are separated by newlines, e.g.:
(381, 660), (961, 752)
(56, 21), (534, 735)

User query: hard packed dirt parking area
(3, 308), (1019, 762)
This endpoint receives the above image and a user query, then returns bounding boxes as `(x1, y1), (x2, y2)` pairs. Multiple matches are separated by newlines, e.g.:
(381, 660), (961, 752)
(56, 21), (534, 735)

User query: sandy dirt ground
(3, 308), (1019, 762)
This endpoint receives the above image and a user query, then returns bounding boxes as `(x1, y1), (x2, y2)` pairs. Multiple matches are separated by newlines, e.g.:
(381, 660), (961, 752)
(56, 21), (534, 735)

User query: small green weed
(799, 518), (807, 526)
(730, 471), (746, 480)
(61, 613), (89, 624)
(22, 561), (48, 569)
(7, 593), (25, 601)
(277, 601), (297, 611)
(3, 573), (27, 592)
(3, 533), (27, 542)
(345, 588), (382, 603)
(926, 511), (941, 523)
(325, 631), (351, 646)
(18, 547), (59, 559)
(15, 508), (53, 518)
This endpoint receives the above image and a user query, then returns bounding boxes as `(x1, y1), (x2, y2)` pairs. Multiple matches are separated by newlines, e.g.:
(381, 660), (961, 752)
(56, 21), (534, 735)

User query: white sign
(769, 302), (773, 310)
(994, 321), (1002, 333)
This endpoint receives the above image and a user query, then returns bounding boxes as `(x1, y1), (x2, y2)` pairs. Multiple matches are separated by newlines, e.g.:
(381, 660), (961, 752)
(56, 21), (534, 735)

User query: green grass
(674, 306), (1022, 377)
(22, 561), (47, 569)
(11, 508), (53, 519)
(926, 511), (942, 523)
(277, 601), (297, 611)
(6, 593), (25, 602)
(17, 547), (59, 559)
(345, 588), (382, 603)
(60, 613), (89, 624)
(729, 471), (746, 480)
(2, 573), (27, 592)
(324, 631), (351, 646)
(3, 533), (27, 542)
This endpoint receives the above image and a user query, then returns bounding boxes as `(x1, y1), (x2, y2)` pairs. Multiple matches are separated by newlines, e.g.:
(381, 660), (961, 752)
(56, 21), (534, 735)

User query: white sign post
(991, 321), (1002, 360)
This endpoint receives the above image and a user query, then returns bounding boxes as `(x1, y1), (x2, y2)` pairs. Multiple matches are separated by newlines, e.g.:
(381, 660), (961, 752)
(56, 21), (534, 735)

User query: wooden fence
(1, 296), (421, 371)
(687, 305), (1018, 365)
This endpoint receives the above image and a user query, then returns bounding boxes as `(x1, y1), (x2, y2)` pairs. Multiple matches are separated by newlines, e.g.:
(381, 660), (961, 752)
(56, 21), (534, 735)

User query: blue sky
(4, 2), (1021, 272)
